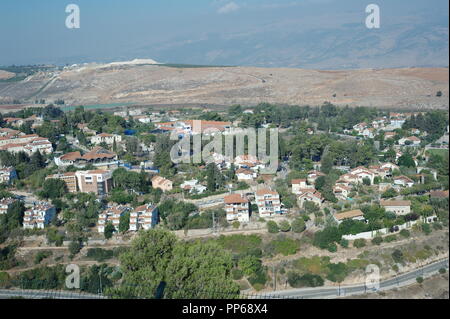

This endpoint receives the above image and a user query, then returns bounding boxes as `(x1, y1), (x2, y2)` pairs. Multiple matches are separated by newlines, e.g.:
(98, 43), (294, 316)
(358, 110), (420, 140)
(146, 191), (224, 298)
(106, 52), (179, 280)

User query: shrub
(86, 248), (114, 262)
(392, 249), (404, 264)
(384, 235), (397, 243)
(266, 236), (300, 256)
(267, 221), (279, 234)
(327, 243), (338, 253)
(231, 268), (244, 280)
(34, 251), (53, 265)
(68, 241), (82, 256)
(340, 238), (349, 248)
(421, 224), (431, 235)
(439, 268), (447, 274)
(291, 218), (306, 233)
(371, 237), (383, 246)
(353, 239), (366, 248)
(416, 277), (424, 284)
(287, 272), (324, 288)
(279, 220), (291, 232)
(232, 221), (240, 229)
(399, 229), (410, 238)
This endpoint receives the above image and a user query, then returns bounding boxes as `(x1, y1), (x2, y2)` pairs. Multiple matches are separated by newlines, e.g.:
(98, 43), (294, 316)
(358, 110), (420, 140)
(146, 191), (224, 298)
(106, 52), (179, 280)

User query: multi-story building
(75, 170), (113, 195)
(255, 189), (283, 218)
(54, 147), (118, 169)
(0, 167), (18, 185)
(46, 172), (78, 193)
(23, 202), (56, 229)
(0, 198), (16, 215)
(224, 194), (250, 223)
(91, 133), (122, 146)
(97, 205), (130, 233)
(130, 204), (159, 231)
(0, 133), (53, 155)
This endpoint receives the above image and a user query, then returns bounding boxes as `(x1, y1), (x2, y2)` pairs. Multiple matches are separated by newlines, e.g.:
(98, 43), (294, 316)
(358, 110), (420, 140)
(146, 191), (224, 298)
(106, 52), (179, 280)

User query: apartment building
(255, 189), (283, 218)
(97, 205), (130, 233)
(91, 133), (122, 146)
(23, 202), (56, 229)
(0, 167), (18, 185)
(130, 204), (159, 231)
(224, 194), (250, 223)
(75, 170), (113, 195)
(46, 172), (78, 193)
(0, 198), (16, 215)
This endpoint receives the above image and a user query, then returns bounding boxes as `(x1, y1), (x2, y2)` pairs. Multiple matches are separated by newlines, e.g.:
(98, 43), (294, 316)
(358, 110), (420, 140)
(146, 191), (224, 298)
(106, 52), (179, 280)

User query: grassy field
(426, 149), (449, 157)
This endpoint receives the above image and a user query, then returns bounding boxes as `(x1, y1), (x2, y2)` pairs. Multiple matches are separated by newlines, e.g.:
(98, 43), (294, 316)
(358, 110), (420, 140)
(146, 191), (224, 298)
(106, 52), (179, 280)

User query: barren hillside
(0, 64), (448, 110)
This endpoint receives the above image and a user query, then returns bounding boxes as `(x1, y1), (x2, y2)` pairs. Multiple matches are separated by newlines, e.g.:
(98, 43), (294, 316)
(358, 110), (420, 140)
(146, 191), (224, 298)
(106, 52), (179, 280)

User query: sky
(0, 0), (448, 68)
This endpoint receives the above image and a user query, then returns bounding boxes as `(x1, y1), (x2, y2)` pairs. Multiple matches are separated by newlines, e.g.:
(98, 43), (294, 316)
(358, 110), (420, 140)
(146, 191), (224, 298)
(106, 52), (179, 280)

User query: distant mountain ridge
(0, 64), (447, 111)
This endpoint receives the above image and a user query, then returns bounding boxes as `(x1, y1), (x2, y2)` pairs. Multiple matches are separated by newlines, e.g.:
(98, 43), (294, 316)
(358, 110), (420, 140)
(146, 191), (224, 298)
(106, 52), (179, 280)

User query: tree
(109, 229), (239, 299)
(279, 220), (291, 232)
(291, 218), (306, 233)
(398, 153), (416, 168)
(104, 223), (116, 239)
(267, 221), (279, 233)
(39, 179), (68, 200)
(353, 238), (366, 248)
(238, 256), (262, 277)
(119, 212), (130, 233)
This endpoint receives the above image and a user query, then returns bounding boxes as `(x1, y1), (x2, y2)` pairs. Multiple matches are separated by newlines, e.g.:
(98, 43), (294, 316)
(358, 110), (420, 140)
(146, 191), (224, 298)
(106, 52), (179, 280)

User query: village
(0, 103), (448, 295)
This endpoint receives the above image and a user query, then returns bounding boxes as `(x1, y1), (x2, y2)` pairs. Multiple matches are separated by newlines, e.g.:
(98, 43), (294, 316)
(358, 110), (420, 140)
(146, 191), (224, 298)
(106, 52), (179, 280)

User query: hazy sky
(0, 0), (448, 67)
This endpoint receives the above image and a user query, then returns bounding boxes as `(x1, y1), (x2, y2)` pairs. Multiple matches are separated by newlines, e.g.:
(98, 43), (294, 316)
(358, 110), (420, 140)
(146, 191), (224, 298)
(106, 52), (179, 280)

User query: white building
(91, 133), (122, 146)
(224, 194), (250, 223)
(333, 209), (366, 224)
(180, 180), (207, 194)
(97, 205), (130, 233)
(0, 198), (16, 215)
(23, 202), (56, 229)
(255, 189), (283, 218)
(0, 167), (18, 185)
(130, 204), (159, 231)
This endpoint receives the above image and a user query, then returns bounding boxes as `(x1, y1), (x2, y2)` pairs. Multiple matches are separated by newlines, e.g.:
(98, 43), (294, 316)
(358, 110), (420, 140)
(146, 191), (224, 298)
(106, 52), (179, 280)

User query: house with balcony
(224, 194), (250, 223)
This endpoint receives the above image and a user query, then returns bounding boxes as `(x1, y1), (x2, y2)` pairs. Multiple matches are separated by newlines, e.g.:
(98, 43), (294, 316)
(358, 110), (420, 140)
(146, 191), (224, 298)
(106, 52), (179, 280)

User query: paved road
(1, 259), (447, 299)
(262, 258), (449, 299)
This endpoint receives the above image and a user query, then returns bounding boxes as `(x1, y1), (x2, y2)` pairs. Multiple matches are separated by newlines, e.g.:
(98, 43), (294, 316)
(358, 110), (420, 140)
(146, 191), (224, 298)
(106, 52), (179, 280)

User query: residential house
(152, 176), (173, 192)
(307, 170), (325, 185)
(333, 209), (366, 224)
(130, 204), (159, 231)
(380, 200), (411, 216)
(255, 188), (283, 218)
(398, 136), (421, 146)
(297, 190), (324, 208)
(224, 194), (250, 223)
(393, 175), (415, 188)
(291, 179), (314, 195)
(23, 202), (56, 229)
(236, 168), (256, 181)
(180, 180), (207, 194)
(333, 184), (352, 201)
